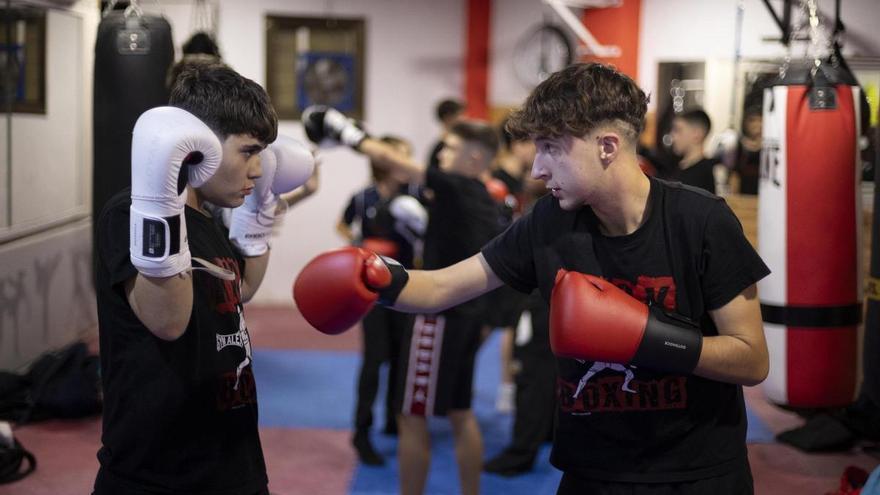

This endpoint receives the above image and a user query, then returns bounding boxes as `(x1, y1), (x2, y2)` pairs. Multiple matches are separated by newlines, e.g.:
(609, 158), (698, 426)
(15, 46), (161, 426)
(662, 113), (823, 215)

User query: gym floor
(2, 305), (877, 495)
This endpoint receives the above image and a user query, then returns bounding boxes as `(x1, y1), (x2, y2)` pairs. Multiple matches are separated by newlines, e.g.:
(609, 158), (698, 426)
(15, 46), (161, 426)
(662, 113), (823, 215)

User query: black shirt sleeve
(700, 199), (770, 310)
(427, 141), (444, 170)
(481, 204), (539, 294)
(425, 167), (460, 196)
(97, 198), (138, 290)
(342, 195), (357, 226)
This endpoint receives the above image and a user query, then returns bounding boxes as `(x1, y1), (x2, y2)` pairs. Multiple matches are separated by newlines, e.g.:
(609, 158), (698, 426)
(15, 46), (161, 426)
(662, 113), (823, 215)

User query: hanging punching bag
(759, 64), (862, 408)
(92, 10), (173, 236)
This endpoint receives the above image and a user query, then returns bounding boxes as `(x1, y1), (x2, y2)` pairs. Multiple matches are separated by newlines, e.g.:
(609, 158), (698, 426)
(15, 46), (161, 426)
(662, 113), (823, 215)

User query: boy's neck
(592, 160), (652, 237)
(679, 148), (706, 169)
(185, 186), (211, 216)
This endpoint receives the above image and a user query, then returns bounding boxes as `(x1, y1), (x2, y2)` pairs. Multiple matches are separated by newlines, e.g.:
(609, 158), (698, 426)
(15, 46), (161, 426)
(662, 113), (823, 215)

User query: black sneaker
(483, 452), (533, 477)
(353, 433), (385, 466)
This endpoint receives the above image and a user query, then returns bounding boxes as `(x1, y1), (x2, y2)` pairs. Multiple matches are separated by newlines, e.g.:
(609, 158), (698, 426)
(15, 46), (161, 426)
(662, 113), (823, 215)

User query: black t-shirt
(481, 177), (769, 483)
(491, 168), (524, 197)
(342, 185), (421, 269)
(674, 158), (718, 194)
(424, 167), (499, 315)
(94, 189), (267, 494)
(427, 140), (444, 170)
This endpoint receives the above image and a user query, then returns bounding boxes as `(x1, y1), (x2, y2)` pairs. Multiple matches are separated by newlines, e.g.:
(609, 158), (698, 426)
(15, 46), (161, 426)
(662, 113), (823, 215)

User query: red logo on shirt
(610, 275), (675, 310)
(558, 375), (688, 413)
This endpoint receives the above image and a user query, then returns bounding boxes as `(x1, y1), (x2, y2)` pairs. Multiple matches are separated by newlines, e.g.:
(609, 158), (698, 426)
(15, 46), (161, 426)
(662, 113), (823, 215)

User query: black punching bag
(92, 11), (173, 234)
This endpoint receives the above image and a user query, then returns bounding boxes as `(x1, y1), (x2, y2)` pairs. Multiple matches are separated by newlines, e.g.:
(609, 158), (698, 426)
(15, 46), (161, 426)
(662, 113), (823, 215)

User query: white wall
(488, 0), (547, 109)
(0, 2), (98, 242)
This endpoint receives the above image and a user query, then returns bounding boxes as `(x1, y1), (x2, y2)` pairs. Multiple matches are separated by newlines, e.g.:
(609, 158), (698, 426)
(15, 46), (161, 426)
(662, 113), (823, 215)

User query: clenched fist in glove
(550, 270), (703, 374)
(293, 247), (409, 335)
(129, 106), (223, 278)
(301, 105), (369, 149)
(228, 135), (315, 256)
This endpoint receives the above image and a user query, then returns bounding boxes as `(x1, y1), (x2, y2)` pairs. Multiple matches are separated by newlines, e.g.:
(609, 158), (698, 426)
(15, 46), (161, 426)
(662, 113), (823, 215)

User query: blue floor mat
(253, 331), (775, 494)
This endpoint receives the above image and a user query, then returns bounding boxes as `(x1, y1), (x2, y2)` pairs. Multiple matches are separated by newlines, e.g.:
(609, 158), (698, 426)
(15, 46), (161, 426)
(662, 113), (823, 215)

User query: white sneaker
(496, 382), (515, 413)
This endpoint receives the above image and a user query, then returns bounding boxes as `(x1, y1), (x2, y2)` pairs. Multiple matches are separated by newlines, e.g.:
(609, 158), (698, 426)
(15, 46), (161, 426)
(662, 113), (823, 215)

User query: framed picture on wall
(266, 15), (365, 121)
(0, 7), (46, 114)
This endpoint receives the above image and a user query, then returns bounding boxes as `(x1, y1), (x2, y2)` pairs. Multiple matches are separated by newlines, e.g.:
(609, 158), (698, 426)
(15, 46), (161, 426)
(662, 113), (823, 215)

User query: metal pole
(5, 0), (12, 229)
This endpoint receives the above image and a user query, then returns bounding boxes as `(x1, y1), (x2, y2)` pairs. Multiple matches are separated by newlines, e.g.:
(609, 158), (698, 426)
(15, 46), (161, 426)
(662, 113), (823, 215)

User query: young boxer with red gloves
(295, 63), (769, 495)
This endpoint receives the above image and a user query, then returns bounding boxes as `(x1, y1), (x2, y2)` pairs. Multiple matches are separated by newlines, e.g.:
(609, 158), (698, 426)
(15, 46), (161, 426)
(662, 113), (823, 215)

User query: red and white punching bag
(759, 66), (862, 408)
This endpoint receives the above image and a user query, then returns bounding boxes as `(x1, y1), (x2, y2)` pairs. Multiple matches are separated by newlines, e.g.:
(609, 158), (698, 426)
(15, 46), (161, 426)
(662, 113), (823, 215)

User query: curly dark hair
(507, 63), (648, 144)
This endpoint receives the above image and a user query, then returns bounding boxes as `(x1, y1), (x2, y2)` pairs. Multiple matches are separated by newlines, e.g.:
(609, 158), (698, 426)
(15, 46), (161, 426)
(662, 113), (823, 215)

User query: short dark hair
(676, 109), (712, 137)
(450, 120), (499, 158)
(182, 31), (220, 57)
(436, 99), (464, 122)
(507, 63), (648, 143)
(169, 62), (277, 145)
(166, 54), (221, 90)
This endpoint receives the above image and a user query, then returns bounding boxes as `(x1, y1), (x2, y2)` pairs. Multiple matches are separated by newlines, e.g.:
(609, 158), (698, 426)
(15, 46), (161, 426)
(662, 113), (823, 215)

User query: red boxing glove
(549, 270), (702, 374)
(293, 247), (407, 335)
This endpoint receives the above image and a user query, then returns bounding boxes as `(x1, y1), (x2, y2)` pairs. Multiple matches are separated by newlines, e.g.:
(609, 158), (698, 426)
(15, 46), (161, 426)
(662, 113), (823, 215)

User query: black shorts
(395, 312), (483, 417)
(556, 462), (754, 495)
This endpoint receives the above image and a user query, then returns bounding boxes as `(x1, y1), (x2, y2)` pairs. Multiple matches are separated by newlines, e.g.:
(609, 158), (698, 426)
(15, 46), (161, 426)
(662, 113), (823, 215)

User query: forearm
(693, 334), (769, 386)
(126, 273), (194, 340)
(336, 221), (355, 242)
(694, 286), (769, 386)
(240, 252), (270, 302)
(391, 255), (503, 313)
(358, 138), (424, 183)
(278, 187), (313, 209)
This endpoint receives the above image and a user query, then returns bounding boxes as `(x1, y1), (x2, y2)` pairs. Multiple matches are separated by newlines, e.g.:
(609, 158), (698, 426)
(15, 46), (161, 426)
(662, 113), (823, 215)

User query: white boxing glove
(389, 195), (428, 239)
(388, 194), (428, 237)
(130, 106), (223, 278)
(229, 135), (315, 256)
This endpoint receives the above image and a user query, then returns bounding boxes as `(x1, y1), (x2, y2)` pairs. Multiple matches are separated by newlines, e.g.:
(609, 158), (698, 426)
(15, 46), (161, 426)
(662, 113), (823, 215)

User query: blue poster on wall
(296, 52), (356, 112)
(0, 44), (26, 102)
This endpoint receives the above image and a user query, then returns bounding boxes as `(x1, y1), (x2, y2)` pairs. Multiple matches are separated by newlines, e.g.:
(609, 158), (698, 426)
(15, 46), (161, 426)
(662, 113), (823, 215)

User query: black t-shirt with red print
(94, 189), (267, 495)
(482, 177), (769, 483)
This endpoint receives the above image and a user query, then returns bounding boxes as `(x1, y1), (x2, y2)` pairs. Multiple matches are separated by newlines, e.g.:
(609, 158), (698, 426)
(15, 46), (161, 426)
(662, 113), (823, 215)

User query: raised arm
(302, 105), (425, 183)
(126, 107), (223, 340)
(293, 249), (503, 335)
(230, 135), (315, 302)
(391, 253), (503, 313)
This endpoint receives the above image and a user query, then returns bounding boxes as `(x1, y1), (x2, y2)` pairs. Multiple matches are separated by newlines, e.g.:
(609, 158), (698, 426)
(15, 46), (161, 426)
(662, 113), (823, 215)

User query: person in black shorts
(300, 110), (500, 495)
(337, 135), (424, 465)
(93, 61), (314, 494)
(482, 118), (535, 413)
(296, 63), (770, 495)
(666, 108), (725, 194)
